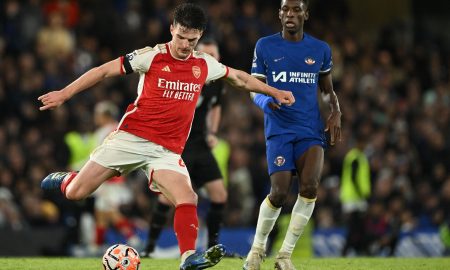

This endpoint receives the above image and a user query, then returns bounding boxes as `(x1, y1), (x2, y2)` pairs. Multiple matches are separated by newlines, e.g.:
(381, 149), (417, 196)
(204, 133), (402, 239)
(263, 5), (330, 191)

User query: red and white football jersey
(117, 43), (229, 154)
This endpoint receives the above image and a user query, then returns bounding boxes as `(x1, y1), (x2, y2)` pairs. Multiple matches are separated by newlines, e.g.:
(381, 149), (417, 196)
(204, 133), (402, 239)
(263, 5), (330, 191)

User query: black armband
(123, 54), (134, 74)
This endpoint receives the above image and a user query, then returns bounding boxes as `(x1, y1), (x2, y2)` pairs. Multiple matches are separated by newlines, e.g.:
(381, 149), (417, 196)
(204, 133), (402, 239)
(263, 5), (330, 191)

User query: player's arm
(319, 72), (342, 145)
(38, 58), (123, 111)
(318, 88), (330, 121)
(249, 76), (266, 100)
(250, 76), (282, 113)
(224, 67), (295, 106)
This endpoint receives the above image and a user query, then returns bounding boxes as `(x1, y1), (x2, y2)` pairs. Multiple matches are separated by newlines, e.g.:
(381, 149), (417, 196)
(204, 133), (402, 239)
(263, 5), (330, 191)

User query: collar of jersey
(278, 32), (309, 44)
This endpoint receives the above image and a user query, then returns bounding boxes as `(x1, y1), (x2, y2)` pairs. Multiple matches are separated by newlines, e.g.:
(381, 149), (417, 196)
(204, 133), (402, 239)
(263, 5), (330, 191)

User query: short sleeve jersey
(118, 43), (229, 154)
(251, 33), (332, 139)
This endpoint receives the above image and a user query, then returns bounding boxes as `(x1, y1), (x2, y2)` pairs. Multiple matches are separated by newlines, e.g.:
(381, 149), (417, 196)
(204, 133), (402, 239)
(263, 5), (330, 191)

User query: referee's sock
(206, 202), (225, 248)
(145, 201), (171, 254)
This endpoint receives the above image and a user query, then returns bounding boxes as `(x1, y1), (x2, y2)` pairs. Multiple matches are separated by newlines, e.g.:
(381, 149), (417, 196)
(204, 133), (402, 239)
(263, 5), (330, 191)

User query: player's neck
(282, 29), (304, 42)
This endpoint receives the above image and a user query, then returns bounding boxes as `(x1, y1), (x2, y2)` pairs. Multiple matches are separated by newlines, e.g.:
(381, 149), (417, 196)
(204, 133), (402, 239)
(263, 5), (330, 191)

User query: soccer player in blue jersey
(243, 0), (342, 269)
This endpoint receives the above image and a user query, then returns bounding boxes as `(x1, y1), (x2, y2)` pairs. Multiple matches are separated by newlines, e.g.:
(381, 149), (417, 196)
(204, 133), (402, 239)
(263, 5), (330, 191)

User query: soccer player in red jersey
(142, 39), (229, 258)
(38, 3), (294, 270)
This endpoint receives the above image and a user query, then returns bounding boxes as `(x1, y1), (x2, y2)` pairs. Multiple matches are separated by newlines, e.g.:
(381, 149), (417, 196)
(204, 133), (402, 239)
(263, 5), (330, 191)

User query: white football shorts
(90, 130), (189, 192)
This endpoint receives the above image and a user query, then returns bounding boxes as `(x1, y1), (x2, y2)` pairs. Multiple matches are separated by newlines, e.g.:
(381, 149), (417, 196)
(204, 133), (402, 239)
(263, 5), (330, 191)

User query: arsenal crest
(192, 66), (201, 79)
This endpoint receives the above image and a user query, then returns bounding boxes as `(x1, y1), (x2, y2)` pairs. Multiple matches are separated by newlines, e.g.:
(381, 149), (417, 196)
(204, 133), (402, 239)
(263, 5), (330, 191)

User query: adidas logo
(161, 65), (171, 72)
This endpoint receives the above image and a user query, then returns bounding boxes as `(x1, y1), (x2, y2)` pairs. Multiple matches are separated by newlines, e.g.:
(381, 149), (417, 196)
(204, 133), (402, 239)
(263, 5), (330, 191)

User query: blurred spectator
(0, 0), (449, 256)
(91, 101), (135, 248)
(0, 187), (24, 230)
(226, 146), (255, 227)
(36, 10), (75, 60)
(43, 0), (79, 28)
(340, 131), (372, 256)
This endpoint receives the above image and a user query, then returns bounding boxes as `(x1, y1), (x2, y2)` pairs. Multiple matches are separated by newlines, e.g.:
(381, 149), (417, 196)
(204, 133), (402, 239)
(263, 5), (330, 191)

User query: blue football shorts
(266, 133), (326, 175)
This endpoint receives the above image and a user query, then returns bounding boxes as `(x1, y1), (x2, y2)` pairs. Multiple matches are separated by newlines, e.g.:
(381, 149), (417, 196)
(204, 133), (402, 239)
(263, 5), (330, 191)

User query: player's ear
(170, 24), (174, 35)
(304, 10), (309, 21)
(278, 9), (282, 20)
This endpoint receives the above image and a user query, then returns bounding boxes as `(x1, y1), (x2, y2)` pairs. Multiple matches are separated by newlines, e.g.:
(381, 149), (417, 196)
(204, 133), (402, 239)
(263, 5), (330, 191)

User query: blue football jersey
(251, 32), (332, 139)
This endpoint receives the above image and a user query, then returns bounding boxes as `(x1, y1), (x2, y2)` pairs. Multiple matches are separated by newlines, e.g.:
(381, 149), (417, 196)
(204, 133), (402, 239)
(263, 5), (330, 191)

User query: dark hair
(280, 0), (309, 8)
(173, 3), (207, 31)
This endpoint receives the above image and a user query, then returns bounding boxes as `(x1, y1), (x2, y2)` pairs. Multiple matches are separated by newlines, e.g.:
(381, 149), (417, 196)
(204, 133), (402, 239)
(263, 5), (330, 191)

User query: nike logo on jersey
(161, 65), (171, 72)
(274, 57), (285, 62)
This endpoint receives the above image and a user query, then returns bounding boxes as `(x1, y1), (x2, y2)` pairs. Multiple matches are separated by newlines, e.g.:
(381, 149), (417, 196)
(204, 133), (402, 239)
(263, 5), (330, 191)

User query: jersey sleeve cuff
(224, 66), (229, 78)
(120, 56), (125, 74)
(319, 67), (332, 74)
(251, 73), (266, 79)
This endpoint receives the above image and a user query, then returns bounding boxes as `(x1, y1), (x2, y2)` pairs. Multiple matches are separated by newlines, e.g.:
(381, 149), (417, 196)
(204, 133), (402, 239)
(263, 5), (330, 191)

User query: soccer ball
(102, 244), (141, 270)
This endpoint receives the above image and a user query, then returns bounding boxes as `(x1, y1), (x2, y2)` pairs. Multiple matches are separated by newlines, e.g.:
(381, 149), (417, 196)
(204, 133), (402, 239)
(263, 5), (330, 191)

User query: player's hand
(267, 102), (281, 110)
(325, 110), (342, 145)
(274, 90), (295, 106)
(38, 90), (68, 111)
(261, 97), (281, 113)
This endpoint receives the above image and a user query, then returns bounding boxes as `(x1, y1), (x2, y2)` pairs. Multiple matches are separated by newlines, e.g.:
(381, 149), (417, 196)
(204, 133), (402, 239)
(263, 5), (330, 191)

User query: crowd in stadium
(1, 0), (449, 256)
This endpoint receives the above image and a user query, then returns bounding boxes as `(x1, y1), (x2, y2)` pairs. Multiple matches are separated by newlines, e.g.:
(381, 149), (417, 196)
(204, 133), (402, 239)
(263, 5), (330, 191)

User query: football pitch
(0, 257), (449, 270)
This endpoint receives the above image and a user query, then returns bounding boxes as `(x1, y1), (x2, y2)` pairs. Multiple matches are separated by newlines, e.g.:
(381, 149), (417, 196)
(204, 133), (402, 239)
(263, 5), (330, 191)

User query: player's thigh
(153, 169), (197, 206)
(66, 160), (119, 199)
(146, 147), (196, 205)
(269, 171), (293, 195)
(90, 131), (152, 175)
(266, 134), (296, 176)
(294, 143), (324, 189)
(158, 193), (172, 205)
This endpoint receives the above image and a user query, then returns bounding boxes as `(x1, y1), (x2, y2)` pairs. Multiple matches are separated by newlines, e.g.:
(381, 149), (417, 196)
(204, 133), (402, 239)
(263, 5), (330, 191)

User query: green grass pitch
(0, 257), (449, 270)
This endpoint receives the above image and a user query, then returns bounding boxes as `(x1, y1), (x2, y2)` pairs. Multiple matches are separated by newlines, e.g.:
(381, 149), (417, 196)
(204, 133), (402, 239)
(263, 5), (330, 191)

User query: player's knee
(192, 191), (198, 203)
(175, 190), (198, 205)
(269, 192), (288, 207)
(300, 181), (319, 199)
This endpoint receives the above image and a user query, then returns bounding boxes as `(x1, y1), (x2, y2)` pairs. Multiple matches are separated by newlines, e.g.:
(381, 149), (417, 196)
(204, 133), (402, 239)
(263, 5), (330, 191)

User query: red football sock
(174, 203), (198, 255)
(95, 225), (106, 245)
(115, 218), (135, 239)
(61, 172), (77, 195)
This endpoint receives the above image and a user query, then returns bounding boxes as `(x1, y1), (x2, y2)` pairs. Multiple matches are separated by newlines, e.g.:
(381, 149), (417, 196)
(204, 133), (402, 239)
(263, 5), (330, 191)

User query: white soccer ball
(102, 244), (141, 270)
